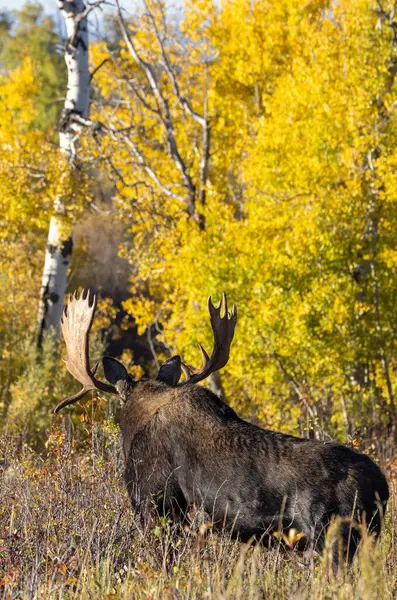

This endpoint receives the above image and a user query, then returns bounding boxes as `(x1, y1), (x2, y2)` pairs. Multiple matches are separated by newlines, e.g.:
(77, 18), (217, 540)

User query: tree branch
(90, 57), (109, 81)
(143, 0), (206, 128)
(198, 63), (211, 212)
(114, 0), (197, 215)
(272, 351), (316, 420)
(119, 132), (187, 204)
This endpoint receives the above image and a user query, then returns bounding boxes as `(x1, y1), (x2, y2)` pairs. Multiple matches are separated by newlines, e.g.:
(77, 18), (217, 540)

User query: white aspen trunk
(37, 0), (90, 343)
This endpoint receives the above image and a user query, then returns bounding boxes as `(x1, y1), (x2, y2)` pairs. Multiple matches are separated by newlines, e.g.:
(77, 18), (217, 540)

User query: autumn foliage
(1, 0), (397, 442)
(2, 1), (397, 597)
(88, 0), (397, 439)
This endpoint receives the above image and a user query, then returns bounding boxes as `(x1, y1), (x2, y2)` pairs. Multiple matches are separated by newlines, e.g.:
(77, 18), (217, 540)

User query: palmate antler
(180, 293), (237, 385)
(55, 290), (237, 411)
(54, 290), (117, 413)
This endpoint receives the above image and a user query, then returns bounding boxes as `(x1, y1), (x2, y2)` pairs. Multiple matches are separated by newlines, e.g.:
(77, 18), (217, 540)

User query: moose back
(55, 290), (389, 561)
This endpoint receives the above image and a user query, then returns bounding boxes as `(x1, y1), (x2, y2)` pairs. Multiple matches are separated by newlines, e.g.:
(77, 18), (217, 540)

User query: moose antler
(181, 294), (237, 385)
(54, 290), (117, 413)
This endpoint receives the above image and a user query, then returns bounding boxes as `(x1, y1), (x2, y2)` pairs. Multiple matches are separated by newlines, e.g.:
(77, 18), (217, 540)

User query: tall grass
(0, 425), (396, 599)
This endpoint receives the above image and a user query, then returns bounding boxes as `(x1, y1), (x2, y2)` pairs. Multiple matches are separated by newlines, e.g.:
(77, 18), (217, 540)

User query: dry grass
(0, 425), (396, 600)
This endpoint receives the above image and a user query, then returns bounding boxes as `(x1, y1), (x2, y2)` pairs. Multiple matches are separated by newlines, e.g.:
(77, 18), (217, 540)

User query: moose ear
(157, 355), (182, 387)
(102, 356), (130, 385)
(102, 357), (133, 401)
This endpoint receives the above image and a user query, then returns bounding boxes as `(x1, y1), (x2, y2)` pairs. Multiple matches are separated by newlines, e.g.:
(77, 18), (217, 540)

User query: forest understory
(0, 424), (396, 600)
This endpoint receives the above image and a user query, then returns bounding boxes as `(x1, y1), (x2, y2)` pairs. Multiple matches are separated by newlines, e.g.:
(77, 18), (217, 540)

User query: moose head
(54, 289), (236, 414)
(54, 289), (237, 460)
(54, 287), (236, 405)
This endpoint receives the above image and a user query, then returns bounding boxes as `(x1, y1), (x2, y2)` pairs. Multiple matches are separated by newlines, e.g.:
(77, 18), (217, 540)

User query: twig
(115, 0), (197, 216)
(147, 324), (160, 370)
(198, 62), (211, 212)
(90, 57), (109, 81)
(143, 0), (206, 127)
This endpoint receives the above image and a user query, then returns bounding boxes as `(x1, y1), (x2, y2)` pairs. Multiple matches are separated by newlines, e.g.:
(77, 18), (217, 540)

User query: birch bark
(37, 0), (90, 343)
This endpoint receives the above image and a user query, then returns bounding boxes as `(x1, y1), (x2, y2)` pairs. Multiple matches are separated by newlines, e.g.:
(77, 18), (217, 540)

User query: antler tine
(180, 293), (237, 386)
(198, 344), (210, 368)
(54, 388), (91, 413)
(181, 361), (192, 380)
(54, 289), (117, 413)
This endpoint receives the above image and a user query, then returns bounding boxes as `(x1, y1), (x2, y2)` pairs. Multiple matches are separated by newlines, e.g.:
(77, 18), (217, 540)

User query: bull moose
(55, 289), (389, 562)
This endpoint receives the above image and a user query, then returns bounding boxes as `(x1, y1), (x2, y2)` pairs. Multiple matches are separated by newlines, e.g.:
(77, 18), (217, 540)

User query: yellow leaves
(83, 0), (397, 437)
(0, 59), (98, 433)
(380, 248), (397, 269)
(0, 61), (57, 239)
(89, 296), (118, 336)
(273, 528), (306, 549)
(182, 0), (216, 44)
(0, 58), (39, 133)
(123, 296), (159, 336)
(0, 59), (93, 246)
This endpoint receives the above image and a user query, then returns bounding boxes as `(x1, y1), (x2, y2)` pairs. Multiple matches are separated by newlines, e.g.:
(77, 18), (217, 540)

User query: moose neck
(120, 380), (177, 458)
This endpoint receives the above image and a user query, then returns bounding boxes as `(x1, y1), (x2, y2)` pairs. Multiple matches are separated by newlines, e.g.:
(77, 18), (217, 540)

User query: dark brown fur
(103, 360), (389, 562)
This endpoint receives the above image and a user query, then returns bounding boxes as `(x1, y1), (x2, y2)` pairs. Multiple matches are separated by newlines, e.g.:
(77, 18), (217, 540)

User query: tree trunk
(37, 0), (90, 343)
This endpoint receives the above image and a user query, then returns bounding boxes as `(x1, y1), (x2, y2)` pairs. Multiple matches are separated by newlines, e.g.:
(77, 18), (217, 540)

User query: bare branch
(198, 63), (211, 212)
(115, 0), (166, 106)
(98, 40), (161, 116)
(120, 133), (187, 204)
(147, 323), (160, 370)
(272, 351), (316, 420)
(75, 0), (108, 25)
(115, 0), (197, 215)
(86, 107), (186, 204)
(90, 57), (109, 81)
(376, 0), (385, 12)
(143, 0), (206, 128)
(124, 78), (161, 116)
